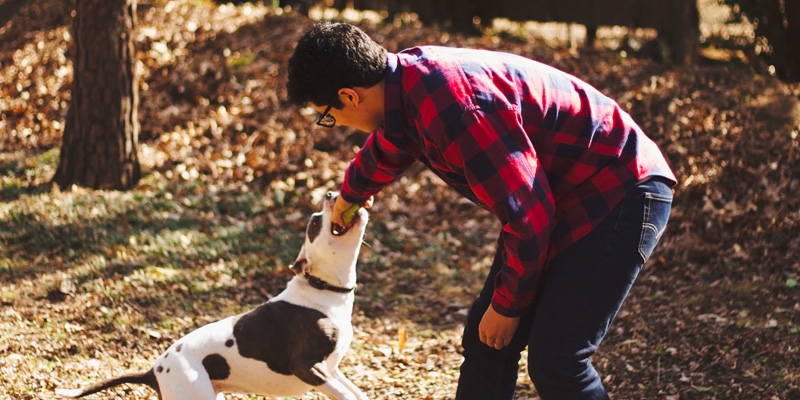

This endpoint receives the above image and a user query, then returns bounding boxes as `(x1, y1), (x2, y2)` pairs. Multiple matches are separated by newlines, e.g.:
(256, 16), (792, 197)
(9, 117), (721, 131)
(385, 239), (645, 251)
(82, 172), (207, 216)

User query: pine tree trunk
(0, 0), (27, 28)
(54, 0), (140, 190)
(784, 0), (800, 81)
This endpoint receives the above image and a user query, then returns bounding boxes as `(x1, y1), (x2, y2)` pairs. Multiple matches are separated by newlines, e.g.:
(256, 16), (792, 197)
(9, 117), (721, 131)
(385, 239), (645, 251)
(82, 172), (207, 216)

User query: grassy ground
(1, 147), (492, 400)
(2, 0), (800, 399)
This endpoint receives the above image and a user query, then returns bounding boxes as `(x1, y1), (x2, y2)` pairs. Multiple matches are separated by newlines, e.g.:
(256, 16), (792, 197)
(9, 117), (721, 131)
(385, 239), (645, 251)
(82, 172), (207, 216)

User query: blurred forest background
(1, 0), (799, 399)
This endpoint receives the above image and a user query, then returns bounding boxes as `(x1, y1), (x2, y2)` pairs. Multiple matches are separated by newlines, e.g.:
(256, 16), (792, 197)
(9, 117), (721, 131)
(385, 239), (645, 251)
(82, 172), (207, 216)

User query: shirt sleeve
(449, 108), (556, 317)
(340, 127), (418, 204)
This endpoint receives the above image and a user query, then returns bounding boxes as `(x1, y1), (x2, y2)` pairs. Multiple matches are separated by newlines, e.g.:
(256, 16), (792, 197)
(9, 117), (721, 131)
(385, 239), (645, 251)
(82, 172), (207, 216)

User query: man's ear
(338, 88), (360, 107)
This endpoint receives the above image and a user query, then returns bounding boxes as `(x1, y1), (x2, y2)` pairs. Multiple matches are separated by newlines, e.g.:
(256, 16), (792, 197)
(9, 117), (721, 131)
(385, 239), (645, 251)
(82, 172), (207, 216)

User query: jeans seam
(639, 192), (672, 262)
(639, 224), (658, 261)
(638, 196), (652, 261)
(644, 192), (672, 202)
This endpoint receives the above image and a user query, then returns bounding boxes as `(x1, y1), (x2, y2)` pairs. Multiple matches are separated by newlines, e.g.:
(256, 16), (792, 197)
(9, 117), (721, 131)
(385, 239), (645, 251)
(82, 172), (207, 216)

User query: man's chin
(363, 123), (385, 133)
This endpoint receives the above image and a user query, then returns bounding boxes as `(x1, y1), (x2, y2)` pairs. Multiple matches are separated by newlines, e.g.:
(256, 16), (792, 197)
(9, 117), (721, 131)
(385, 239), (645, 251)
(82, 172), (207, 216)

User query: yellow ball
(341, 203), (360, 225)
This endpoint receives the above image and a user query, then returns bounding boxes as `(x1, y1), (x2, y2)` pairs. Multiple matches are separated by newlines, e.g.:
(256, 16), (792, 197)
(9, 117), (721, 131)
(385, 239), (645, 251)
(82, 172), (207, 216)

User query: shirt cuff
(490, 293), (527, 318)
(339, 181), (370, 205)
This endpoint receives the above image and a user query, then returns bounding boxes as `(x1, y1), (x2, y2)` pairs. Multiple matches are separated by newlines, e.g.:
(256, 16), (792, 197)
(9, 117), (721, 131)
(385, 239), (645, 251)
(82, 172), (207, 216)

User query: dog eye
(307, 214), (322, 243)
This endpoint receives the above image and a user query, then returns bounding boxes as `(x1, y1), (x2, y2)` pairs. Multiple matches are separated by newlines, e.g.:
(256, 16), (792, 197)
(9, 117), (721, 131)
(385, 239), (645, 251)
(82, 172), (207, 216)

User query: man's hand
(479, 304), (520, 350)
(332, 195), (374, 227)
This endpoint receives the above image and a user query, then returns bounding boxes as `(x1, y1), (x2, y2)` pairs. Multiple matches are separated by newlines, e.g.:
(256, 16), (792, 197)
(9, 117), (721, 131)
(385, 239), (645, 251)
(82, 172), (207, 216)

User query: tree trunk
(669, 0), (700, 65)
(54, 0), (140, 190)
(783, 0), (800, 81)
(0, 0), (27, 28)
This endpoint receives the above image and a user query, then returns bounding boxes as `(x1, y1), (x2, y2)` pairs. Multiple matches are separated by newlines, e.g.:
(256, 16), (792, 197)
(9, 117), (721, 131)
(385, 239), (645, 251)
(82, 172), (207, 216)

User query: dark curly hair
(287, 22), (387, 108)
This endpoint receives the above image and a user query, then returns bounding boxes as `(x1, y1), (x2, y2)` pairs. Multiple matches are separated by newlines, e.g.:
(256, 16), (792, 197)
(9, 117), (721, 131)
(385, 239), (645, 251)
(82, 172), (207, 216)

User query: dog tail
(56, 369), (159, 398)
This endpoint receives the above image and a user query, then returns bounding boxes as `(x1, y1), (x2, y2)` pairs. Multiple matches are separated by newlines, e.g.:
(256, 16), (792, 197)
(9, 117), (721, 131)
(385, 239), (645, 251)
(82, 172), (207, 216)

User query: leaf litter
(1, 0), (800, 399)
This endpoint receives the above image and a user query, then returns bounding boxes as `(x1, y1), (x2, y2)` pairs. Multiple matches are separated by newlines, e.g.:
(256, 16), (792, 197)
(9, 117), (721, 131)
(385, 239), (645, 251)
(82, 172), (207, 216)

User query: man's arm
(336, 128), (418, 223)
(450, 108), (556, 317)
(450, 108), (556, 348)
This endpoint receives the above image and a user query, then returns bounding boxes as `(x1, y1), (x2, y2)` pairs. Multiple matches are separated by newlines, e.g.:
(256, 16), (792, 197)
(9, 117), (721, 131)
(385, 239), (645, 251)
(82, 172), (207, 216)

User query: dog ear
(289, 259), (308, 275)
(290, 246), (309, 275)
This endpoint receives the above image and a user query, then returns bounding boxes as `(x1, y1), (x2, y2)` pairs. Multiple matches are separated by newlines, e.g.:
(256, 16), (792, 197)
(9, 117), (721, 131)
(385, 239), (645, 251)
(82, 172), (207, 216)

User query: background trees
(1, 1), (799, 398)
(45, 0), (799, 193)
(53, 0), (141, 190)
(725, 0), (800, 81)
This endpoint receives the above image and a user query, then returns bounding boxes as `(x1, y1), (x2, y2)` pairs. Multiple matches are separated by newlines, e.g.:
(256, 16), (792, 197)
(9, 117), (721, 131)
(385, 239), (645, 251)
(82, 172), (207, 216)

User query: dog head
(291, 192), (368, 288)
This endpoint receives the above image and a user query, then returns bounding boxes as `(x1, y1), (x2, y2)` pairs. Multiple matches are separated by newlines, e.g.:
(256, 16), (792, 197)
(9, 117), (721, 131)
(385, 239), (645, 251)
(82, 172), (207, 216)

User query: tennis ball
(341, 203), (361, 225)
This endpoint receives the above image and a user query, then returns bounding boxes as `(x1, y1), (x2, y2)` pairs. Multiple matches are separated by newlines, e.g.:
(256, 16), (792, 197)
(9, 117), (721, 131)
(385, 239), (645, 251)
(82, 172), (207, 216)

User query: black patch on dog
(233, 300), (338, 386)
(225, 339), (235, 347)
(306, 214), (322, 243)
(176, 343), (183, 352)
(202, 354), (231, 381)
(164, 352), (169, 359)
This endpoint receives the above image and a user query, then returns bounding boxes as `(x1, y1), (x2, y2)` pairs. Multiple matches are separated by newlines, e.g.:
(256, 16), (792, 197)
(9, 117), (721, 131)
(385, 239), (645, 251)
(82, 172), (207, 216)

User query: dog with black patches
(56, 192), (369, 400)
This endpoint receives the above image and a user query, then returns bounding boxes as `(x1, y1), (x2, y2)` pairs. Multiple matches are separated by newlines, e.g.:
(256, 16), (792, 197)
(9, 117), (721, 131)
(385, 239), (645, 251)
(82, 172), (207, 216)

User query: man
(287, 22), (676, 400)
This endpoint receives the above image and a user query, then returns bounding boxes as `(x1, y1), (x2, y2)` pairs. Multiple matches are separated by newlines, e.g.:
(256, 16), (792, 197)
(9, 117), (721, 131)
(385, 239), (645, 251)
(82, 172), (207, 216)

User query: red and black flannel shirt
(340, 46), (677, 317)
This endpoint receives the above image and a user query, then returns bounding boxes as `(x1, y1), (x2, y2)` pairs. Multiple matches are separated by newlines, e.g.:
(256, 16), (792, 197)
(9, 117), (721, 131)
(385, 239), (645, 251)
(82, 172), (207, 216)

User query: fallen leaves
(2, 0), (800, 399)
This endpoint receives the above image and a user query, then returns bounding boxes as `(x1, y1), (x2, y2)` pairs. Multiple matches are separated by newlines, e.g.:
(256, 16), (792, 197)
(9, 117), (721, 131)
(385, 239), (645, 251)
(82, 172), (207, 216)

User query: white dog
(56, 192), (369, 400)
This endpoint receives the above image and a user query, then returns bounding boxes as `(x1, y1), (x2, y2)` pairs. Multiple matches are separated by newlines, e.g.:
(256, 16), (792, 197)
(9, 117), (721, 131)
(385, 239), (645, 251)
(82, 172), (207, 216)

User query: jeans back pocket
(639, 192), (672, 262)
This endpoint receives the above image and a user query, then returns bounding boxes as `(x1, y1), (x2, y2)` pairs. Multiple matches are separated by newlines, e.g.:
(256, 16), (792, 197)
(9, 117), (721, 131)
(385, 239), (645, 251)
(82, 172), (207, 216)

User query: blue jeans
(455, 177), (673, 400)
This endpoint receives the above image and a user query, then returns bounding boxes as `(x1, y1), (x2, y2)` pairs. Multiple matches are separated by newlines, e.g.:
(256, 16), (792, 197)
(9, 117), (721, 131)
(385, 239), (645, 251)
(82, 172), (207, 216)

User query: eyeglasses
(316, 103), (336, 128)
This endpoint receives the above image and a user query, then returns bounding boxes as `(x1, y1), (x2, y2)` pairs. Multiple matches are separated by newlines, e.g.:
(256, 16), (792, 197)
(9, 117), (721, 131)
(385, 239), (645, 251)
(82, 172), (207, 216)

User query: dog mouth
(331, 212), (360, 236)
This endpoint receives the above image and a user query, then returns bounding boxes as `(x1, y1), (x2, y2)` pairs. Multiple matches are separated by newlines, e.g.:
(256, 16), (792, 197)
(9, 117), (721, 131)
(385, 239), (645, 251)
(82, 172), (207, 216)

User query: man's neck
(358, 81), (386, 130)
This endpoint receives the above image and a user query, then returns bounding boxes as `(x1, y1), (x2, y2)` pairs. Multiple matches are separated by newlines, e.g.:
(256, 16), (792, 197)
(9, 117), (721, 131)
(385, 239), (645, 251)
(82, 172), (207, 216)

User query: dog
(56, 192), (369, 400)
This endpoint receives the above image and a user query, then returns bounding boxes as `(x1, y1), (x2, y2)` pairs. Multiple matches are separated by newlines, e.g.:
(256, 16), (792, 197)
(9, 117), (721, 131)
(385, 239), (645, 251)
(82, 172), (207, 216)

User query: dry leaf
(397, 326), (407, 354)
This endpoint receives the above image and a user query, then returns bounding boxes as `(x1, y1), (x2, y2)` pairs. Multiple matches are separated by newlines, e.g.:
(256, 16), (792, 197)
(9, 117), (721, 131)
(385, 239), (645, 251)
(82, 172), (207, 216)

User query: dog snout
(324, 191), (340, 208)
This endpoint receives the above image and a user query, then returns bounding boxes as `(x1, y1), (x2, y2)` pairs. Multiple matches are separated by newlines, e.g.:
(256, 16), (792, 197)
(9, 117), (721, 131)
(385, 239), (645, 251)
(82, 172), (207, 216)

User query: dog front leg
(316, 378), (365, 400)
(293, 361), (361, 400)
(330, 367), (368, 400)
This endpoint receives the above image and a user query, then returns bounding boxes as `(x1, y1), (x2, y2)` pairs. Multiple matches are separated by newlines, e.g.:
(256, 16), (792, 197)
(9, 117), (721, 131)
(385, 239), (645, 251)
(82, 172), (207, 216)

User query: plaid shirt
(341, 46), (676, 317)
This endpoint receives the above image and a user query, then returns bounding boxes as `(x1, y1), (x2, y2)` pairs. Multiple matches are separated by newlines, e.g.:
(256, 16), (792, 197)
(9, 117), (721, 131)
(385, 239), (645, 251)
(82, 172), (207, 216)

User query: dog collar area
(303, 272), (356, 293)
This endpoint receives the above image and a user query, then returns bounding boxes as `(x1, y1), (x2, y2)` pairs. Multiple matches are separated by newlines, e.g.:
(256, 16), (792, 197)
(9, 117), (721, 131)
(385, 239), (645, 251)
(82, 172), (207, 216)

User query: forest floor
(1, 0), (799, 399)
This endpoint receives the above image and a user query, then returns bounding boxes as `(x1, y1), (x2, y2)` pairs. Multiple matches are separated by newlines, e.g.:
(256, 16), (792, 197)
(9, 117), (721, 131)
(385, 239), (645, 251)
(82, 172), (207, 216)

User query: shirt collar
(383, 53), (404, 136)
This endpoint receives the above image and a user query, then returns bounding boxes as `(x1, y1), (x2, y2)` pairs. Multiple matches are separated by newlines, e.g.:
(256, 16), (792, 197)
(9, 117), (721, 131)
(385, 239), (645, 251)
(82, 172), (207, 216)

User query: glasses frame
(316, 96), (337, 128)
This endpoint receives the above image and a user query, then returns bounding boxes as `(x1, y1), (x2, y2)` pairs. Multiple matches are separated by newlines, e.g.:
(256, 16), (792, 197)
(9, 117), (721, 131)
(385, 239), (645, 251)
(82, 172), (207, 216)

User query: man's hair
(287, 22), (387, 108)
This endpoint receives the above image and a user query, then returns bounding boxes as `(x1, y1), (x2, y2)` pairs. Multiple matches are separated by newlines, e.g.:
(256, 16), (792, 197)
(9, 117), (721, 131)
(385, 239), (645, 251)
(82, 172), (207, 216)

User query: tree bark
(0, 0), (27, 28)
(783, 0), (800, 81)
(54, 0), (140, 190)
